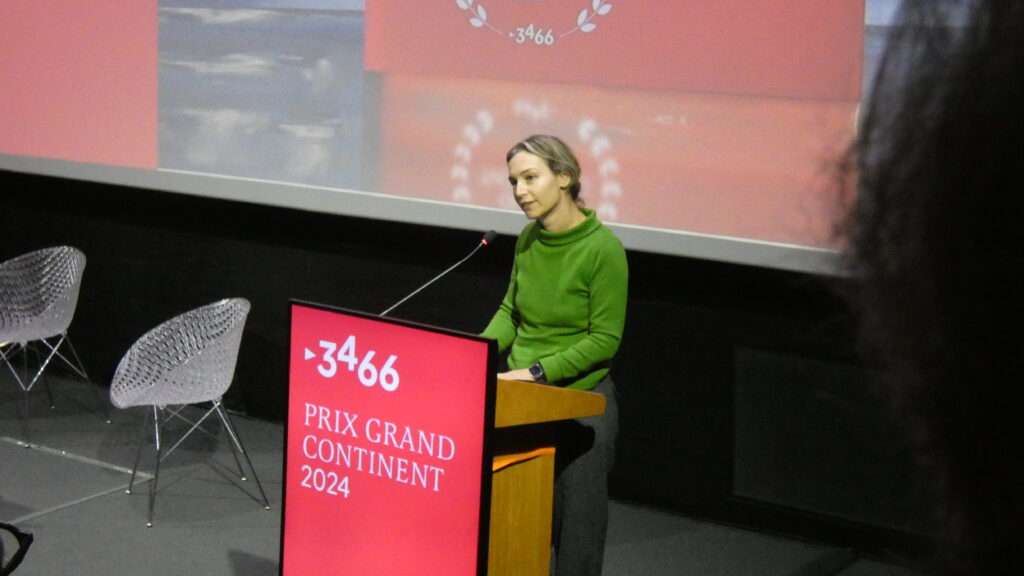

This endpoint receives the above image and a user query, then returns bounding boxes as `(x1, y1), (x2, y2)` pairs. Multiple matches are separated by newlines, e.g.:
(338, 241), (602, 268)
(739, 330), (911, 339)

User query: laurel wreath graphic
(450, 109), (495, 203)
(574, 0), (614, 34)
(455, 0), (489, 29)
(454, 0), (614, 41)
(576, 118), (624, 222)
(448, 104), (623, 222)
(448, 1), (622, 214)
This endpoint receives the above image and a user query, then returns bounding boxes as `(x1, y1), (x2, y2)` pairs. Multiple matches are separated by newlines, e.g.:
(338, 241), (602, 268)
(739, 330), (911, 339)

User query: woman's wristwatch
(528, 361), (547, 383)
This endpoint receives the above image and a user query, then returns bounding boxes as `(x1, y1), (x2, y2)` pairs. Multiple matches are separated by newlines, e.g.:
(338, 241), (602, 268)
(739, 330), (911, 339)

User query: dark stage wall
(1, 170), (933, 556)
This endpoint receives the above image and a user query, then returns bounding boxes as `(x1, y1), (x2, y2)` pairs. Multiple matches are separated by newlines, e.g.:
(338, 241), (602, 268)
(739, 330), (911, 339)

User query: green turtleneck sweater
(482, 210), (628, 390)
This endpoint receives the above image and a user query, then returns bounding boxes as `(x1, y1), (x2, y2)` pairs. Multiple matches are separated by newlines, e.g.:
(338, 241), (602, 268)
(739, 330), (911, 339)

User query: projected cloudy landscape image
(157, 0), (900, 248)
(158, 1), (369, 190)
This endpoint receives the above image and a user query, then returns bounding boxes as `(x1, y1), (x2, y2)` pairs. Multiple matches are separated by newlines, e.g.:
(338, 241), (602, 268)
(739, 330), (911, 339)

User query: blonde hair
(506, 134), (583, 205)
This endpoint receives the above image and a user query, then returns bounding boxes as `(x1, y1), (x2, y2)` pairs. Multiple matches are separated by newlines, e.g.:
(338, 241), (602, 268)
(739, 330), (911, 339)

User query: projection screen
(1, 1), (894, 274)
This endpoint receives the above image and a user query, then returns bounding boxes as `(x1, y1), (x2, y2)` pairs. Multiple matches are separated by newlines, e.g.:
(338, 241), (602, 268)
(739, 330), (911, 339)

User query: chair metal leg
(225, 425), (248, 482)
(127, 407), (152, 495)
(25, 343), (56, 409)
(181, 403), (247, 483)
(148, 406), (162, 527)
(210, 404), (248, 482)
(19, 349), (31, 448)
(216, 405), (271, 511)
(20, 388), (31, 449)
(21, 345), (28, 386)
(23, 335), (62, 392)
(1, 343), (26, 391)
(1, 345), (30, 447)
(160, 403), (217, 461)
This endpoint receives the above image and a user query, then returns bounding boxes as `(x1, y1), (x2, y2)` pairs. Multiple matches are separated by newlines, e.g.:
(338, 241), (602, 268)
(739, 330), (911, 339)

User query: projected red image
(0, 1), (157, 168)
(374, 76), (857, 248)
(284, 305), (491, 575)
(367, 0), (864, 101)
(0, 0), (875, 264)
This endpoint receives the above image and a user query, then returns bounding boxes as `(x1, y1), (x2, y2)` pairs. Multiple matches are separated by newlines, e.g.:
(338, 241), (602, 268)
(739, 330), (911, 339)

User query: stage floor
(0, 376), (918, 575)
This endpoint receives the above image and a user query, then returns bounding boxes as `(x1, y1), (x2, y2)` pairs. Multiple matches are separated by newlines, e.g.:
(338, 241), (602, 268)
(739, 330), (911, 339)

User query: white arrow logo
(304, 347), (315, 361)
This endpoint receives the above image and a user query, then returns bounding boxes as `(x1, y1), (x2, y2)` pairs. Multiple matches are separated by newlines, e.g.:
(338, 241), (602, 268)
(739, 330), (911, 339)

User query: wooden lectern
(487, 378), (607, 576)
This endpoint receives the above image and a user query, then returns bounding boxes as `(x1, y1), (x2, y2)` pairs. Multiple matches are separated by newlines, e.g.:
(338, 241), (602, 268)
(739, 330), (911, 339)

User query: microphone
(380, 230), (498, 317)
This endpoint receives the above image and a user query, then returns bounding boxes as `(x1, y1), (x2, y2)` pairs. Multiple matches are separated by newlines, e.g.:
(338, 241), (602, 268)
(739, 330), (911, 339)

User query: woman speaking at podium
(483, 134), (628, 576)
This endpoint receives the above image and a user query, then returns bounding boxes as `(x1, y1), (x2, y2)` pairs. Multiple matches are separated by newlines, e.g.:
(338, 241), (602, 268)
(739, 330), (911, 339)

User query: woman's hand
(497, 368), (534, 382)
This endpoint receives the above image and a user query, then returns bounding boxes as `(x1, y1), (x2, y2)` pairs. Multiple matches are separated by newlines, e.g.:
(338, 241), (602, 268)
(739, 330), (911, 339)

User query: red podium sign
(282, 302), (496, 575)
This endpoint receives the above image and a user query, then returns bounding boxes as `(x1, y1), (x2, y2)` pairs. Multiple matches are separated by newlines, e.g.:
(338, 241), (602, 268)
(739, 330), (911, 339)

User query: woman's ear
(557, 172), (571, 191)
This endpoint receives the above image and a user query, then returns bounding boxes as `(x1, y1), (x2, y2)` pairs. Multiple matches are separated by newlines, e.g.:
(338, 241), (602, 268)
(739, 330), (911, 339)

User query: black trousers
(550, 377), (618, 576)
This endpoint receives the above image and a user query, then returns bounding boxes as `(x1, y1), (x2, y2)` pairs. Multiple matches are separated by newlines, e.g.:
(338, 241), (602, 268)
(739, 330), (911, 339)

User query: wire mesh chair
(0, 246), (108, 446)
(109, 298), (270, 527)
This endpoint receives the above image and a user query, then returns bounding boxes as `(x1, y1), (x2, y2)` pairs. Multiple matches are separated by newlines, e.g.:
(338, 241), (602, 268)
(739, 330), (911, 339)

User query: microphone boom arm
(379, 231), (495, 317)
